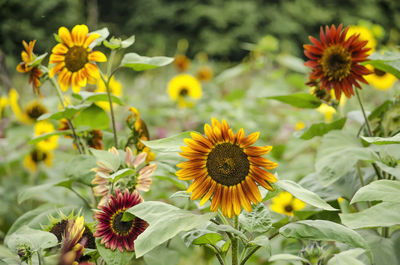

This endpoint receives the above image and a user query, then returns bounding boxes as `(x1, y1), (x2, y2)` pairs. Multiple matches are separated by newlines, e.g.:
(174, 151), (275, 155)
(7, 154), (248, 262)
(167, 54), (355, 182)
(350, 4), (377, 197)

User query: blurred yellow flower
(34, 121), (59, 151)
(196, 66), (213, 82)
(347, 25), (376, 54)
(365, 65), (397, 90)
(24, 148), (53, 172)
(0, 96), (8, 123)
(174, 54), (191, 72)
(9, 88), (47, 124)
(270, 191), (306, 216)
(295, 121), (305, 131)
(167, 74), (202, 108)
(317, 103), (336, 123)
(95, 76), (122, 111)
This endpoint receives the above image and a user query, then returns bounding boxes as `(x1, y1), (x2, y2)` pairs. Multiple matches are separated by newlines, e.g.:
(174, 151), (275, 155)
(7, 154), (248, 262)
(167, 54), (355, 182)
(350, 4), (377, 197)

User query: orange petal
(241, 132), (260, 147)
(244, 146), (272, 156)
(204, 123), (217, 144)
(84, 63), (100, 79)
(210, 184), (222, 212)
(49, 62), (65, 78)
(88, 51), (107, 62)
(49, 54), (65, 64)
(200, 181), (216, 206)
(191, 177), (211, 200)
(237, 184), (252, 212)
(231, 185), (241, 216)
(245, 177), (262, 202)
(71, 72), (81, 93)
(184, 138), (210, 153)
(190, 132), (213, 149)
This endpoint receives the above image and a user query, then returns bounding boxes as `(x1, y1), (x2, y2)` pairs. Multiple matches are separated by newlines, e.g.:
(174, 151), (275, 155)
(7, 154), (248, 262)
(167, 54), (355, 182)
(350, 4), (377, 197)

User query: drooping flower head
(304, 24), (371, 100)
(177, 118), (278, 218)
(94, 189), (147, 252)
(167, 74), (202, 108)
(49, 25), (107, 93)
(59, 216), (86, 265)
(16, 40), (43, 95)
(270, 191), (306, 216)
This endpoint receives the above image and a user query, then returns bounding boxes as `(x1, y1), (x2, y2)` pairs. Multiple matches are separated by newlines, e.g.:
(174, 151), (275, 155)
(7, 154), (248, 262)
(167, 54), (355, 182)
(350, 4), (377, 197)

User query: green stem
(209, 244), (226, 265)
(356, 162), (365, 187)
(382, 227), (389, 238)
(70, 187), (92, 209)
(107, 50), (116, 76)
(232, 215), (239, 265)
(240, 231), (279, 265)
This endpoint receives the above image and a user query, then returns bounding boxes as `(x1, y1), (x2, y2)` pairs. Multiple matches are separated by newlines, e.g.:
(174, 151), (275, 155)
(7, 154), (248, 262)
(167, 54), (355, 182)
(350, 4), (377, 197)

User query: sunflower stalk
(232, 215), (239, 265)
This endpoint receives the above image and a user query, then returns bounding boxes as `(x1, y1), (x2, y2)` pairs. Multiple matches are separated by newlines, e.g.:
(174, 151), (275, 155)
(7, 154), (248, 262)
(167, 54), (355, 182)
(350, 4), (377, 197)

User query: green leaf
(74, 103), (110, 130)
(340, 202), (400, 228)
(239, 203), (272, 233)
(182, 230), (222, 247)
(169, 191), (190, 199)
(268, 254), (308, 262)
(280, 220), (371, 260)
(125, 201), (214, 257)
(315, 131), (378, 186)
(375, 162), (400, 179)
(208, 224), (247, 241)
(103, 35), (135, 50)
(360, 230), (399, 265)
(121, 35), (136, 48)
(64, 154), (97, 185)
(265, 93), (321, 109)
(6, 226), (58, 251)
(90, 148), (120, 172)
(89, 28), (109, 48)
(368, 100), (391, 120)
(300, 118), (346, 140)
(28, 130), (73, 145)
(276, 54), (308, 73)
(277, 180), (337, 211)
(350, 180), (400, 204)
(108, 168), (135, 182)
(96, 238), (134, 265)
(29, 53), (48, 67)
(365, 52), (400, 79)
(142, 131), (193, 152)
(143, 246), (180, 265)
(249, 235), (270, 254)
(38, 104), (90, 121)
(121, 53), (174, 71)
(72, 91), (123, 105)
(327, 248), (366, 265)
(18, 181), (62, 204)
(361, 133), (400, 145)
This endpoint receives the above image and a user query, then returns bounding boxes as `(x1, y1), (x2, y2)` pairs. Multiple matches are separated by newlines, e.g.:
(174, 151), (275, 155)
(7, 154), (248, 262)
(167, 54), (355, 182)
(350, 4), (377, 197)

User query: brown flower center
(374, 68), (386, 77)
(26, 103), (47, 120)
(65, 46), (89, 72)
(49, 219), (68, 242)
(111, 211), (134, 236)
(320, 45), (352, 81)
(206, 143), (250, 186)
(179, 88), (189, 97)
(31, 149), (47, 163)
(284, 204), (293, 213)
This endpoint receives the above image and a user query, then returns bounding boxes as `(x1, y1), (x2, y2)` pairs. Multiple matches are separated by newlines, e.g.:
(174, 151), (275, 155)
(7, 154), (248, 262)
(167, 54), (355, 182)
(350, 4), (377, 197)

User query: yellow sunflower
(346, 25), (377, 54)
(317, 103), (336, 123)
(49, 24), (107, 93)
(270, 191), (306, 216)
(167, 74), (202, 108)
(95, 76), (122, 111)
(0, 96), (8, 123)
(176, 118), (278, 218)
(24, 148), (53, 172)
(9, 88), (48, 124)
(365, 65), (397, 90)
(34, 121), (59, 151)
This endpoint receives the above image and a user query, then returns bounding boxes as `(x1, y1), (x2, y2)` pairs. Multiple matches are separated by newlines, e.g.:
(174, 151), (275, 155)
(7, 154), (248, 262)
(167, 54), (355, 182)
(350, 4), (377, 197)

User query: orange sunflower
(304, 24), (371, 100)
(49, 25), (107, 93)
(176, 118), (278, 218)
(16, 40), (43, 94)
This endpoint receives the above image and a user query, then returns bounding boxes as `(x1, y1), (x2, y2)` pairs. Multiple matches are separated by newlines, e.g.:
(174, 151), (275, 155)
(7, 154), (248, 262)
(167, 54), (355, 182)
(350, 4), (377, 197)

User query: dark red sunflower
(94, 189), (147, 252)
(304, 24), (371, 100)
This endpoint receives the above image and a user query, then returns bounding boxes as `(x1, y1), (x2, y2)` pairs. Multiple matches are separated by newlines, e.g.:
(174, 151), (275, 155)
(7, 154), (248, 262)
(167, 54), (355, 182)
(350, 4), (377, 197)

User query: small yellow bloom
(24, 149), (53, 172)
(95, 76), (122, 111)
(0, 96), (8, 123)
(34, 121), (59, 151)
(347, 25), (377, 54)
(295, 121), (305, 131)
(317, 103), (336, 123)
(270, 191), (306, 216)
(365, 65), (397, 90)
(196, 66), (213, 82)
(9, 89), (47, 124)
(167, 74), (202, 108)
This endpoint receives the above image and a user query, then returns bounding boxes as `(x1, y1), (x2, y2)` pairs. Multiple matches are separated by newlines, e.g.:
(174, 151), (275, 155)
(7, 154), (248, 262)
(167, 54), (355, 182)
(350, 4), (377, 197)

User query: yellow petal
(71, 25), (88, 46)
(52, 43), (69, 55)
(88, 51), (107, 62)
(58, 26), (73, 47)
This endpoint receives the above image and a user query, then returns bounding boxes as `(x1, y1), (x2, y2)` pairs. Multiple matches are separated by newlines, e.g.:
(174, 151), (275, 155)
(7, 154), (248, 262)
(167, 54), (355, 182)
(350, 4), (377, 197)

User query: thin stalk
(382, 227), (389, 238)
(70, 187), (92, 209)
(100, 71), (119, 148)
(232, 216), (239, 265)
(356, 163), (371, 208)
(209, 244), (226, 265)
(107, 50), (116, 76)
(240, 231), (279, 265)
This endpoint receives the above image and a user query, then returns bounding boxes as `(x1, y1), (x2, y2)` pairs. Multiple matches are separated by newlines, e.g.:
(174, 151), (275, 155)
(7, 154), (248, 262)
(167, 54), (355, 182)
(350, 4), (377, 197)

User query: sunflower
(16, 40), (44, 95)
(23, 148), (53, 172)
(87, 129), (104, 150)
(95, 76), (122, 111)
(174, 54), (191, 72)
(0, 96), (8, 123)
(270, 191), (306, 216)
(59, 216), (86, 265)
(196, 66), (213, 82)
(9, 89), (47, 124)
(94, 189), (148, 252)
(49, 24), (107, 93)
(176, 118), (278, 218)
(365, 65), (397, 91)
(167, 74), (202, 108)
(34, 121), (59, 151)
(304, 24), (371, 100)
(346, 25), (376, 54)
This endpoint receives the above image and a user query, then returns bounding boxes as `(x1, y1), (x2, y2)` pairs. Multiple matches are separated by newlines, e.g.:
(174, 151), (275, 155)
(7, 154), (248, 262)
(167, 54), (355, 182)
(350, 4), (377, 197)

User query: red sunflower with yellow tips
(304, 24), (371, 100)
(49, 24), (107, 93)
(176, 118), (278, 218)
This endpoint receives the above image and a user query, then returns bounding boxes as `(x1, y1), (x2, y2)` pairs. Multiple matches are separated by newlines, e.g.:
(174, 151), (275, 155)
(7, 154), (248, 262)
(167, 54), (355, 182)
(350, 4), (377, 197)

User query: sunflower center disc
(31, 149), (47, 162)
(27, 104), (46, 120)
(179, 88), (189, 97)
(112, 212), (134, 236)
(374, 68), (386, 77)
(65, 46), (89, 72)
(206, 143), (250, 186)
(320, 45), (352, 81)
(284, 204), (293, 213)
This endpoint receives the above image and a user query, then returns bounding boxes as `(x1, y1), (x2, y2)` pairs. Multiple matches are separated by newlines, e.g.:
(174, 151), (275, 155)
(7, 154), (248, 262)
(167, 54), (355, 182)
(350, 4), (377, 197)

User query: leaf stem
(70, 187), (92, 209)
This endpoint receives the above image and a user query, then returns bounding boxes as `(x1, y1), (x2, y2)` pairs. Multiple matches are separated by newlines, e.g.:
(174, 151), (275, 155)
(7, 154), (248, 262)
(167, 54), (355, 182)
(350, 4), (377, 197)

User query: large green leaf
(279, 220), (371, 260)
(74, 103), (110, 130)
(72, 91), (123, 105)
(29, 53), (48, 67)
(125, 201), (214, 257)
(340, 202), (400, 228)
(121, 53), (174, 71)
(90, 148), (120, 171)
(182, 229), (222, 247)
(268, 254), (308, 262)
(239, 203), (272, 233)
(350, 180), (400, 204)
(18, 180), (71, 204)
(300, 118), (347, 140)
(142, 131), (193, 152)
(327, 248), (366, 265)
(359, 230), (399, 265)
(143, 246), (180, 265)
(365, 52), (400, 79)
(315, 131), (378, 186)
(64, 154), (97, 185)
(96, 239), (135, 265)
(361, 133), (400, 145)
(277, 180), (337, 211)
(6, 226), (58, 251)
(375, 162), (400, 179)
(265, 93), (321, 109)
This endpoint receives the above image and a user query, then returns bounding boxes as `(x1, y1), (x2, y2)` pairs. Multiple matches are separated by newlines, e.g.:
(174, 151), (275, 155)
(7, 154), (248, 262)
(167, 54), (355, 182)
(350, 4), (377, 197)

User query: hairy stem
(232, 215), (239, 265)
